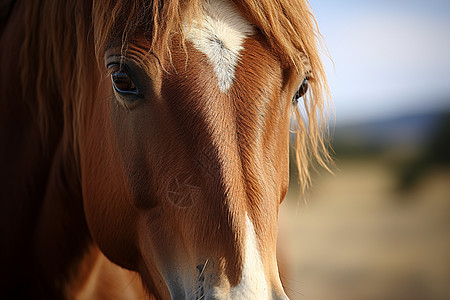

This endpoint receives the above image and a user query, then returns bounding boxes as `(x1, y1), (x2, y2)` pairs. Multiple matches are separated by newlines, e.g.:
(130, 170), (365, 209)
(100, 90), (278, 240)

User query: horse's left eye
(293, 78), (309, 104)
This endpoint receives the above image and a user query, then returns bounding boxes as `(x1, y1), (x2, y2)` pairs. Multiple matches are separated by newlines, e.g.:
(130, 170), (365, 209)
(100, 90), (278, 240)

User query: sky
(309, 0), (450, 124)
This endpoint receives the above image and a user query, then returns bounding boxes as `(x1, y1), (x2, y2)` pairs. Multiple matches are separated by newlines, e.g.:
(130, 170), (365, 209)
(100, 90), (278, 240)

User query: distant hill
(333, 109), (449, 149)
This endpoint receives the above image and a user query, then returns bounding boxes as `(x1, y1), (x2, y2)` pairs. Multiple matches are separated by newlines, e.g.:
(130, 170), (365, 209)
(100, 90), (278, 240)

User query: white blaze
(184, 0), (254, 92)
(229, 213), (269, 299)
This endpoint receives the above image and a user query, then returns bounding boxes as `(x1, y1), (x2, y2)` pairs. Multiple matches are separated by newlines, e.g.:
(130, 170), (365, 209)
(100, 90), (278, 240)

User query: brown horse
(0, 0), (329, 299)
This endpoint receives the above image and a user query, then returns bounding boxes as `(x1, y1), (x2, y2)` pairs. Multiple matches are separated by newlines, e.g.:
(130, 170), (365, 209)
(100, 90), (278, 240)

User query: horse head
(2, 0), (329, 298)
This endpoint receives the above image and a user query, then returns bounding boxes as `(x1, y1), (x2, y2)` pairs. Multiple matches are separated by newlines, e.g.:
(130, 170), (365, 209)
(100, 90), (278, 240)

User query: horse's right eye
(111, 71), (138, 94)
(108, 63), (141, 97)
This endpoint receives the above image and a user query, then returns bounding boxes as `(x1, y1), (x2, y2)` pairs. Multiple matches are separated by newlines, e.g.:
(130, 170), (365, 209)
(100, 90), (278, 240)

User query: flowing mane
(21, 0), (330, 191)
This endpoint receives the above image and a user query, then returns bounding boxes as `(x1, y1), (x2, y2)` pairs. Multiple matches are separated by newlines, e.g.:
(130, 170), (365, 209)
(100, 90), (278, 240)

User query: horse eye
(108, 64), (140, 96)
(293, 78), (309, 104)
(111, 71), (139, 95)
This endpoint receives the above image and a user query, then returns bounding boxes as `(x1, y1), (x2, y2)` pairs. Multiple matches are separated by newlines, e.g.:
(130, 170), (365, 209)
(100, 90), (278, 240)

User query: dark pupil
(112, 72), (135, 92)
(295, 78), (309, 99)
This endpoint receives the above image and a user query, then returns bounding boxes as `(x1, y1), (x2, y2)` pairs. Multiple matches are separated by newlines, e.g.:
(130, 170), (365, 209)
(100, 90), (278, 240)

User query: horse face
(81, 2), (300, 299)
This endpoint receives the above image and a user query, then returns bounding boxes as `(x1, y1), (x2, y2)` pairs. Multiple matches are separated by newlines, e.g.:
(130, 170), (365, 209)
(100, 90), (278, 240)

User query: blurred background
(280, 0), (450, 299)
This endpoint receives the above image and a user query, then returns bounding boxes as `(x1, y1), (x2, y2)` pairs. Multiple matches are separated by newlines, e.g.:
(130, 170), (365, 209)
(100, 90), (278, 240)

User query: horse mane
(21, 0), (331, 191)
(21, 0), (96, 165)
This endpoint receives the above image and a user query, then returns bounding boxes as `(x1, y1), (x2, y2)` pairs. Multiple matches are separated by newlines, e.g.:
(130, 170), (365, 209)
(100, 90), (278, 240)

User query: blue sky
(309, 0), (450, 124)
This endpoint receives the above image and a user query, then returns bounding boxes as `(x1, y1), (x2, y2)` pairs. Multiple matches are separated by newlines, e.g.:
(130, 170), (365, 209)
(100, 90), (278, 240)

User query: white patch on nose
(184, 0), (254, 92)
(229, 213), (269, 299)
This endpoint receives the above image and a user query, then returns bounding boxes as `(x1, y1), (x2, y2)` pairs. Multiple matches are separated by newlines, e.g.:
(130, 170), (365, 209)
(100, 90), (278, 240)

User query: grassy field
(279, 157), (450, 300)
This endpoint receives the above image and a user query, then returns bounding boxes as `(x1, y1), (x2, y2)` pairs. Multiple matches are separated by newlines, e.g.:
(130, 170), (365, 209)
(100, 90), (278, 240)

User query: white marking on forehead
(184, 0), (254, 92)
(228, 213), (269, 299)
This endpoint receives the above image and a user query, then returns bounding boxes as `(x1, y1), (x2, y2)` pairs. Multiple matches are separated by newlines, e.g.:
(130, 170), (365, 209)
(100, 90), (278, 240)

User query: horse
(0, 0), (330, 299)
